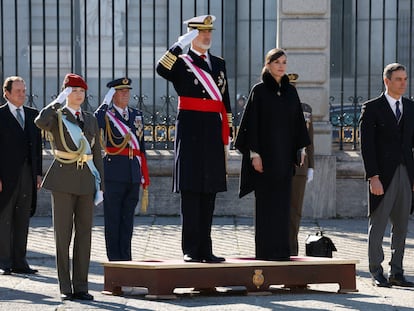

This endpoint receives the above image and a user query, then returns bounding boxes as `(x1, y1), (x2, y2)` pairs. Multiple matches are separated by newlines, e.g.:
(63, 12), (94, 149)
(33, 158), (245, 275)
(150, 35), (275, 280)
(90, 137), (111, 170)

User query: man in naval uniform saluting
(156, 15), (232, 263)
(94, 77), (149, 262)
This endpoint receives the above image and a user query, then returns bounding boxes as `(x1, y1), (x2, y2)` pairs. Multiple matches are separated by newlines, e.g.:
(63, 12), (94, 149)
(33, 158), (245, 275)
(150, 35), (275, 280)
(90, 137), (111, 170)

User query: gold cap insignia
(288, 73), (299, 83)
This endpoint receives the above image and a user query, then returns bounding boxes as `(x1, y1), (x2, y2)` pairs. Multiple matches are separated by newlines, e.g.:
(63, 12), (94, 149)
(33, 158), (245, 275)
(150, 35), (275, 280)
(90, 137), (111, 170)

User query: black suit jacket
(0, 103), (42, 216)
(360, 93), (414, 214)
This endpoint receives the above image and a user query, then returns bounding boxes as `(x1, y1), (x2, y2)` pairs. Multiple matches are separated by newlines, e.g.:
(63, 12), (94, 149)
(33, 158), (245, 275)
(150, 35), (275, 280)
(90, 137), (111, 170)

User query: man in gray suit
(360, 63), (414, 288)
(35, 73), (104, 301)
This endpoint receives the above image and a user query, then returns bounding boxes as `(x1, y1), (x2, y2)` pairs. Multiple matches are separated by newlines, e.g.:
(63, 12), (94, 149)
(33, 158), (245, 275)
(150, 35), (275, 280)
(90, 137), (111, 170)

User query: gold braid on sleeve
(159, 51), (177, 70)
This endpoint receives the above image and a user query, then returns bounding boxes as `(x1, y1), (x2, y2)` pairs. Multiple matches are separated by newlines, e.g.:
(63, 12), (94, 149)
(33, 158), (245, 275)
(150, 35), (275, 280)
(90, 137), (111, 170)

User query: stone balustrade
(35, 149), (367, 219)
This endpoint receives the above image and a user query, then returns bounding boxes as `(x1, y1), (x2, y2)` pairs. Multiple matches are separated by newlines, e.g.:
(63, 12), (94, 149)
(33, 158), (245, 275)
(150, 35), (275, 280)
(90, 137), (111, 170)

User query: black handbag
(305, 231), (337, 258)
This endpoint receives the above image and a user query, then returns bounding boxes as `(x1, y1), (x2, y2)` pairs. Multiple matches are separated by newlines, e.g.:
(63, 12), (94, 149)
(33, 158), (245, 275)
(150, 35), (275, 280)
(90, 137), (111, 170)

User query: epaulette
(159, 51), (177, 70)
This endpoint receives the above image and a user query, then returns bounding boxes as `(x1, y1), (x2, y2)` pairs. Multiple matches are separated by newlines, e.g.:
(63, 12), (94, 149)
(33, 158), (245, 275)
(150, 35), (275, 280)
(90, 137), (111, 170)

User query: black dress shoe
(1, 268), (12, 275)
(12, 267), (38, 274)
(203, 255), (225, 263)
(73, 292), (94, 300)
(60, 293), (73, 301)
(388, 274), (414, 287)
(371, 273), (391, 287)
(183, 254), (202, 262)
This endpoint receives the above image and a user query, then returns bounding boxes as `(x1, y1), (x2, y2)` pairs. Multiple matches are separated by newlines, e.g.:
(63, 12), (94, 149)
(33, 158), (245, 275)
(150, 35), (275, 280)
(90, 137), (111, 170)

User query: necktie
(75, 111), (84, 129)
(201, 54), (211, 69)
(395, 101), (401, 122)
(16, 108), (24, 128)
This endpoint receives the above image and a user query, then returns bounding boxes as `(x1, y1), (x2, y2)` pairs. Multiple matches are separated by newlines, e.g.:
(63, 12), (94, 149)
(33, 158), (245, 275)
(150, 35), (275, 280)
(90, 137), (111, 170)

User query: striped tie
(16, 108), (24, 128)
(75, 111), (84, 129)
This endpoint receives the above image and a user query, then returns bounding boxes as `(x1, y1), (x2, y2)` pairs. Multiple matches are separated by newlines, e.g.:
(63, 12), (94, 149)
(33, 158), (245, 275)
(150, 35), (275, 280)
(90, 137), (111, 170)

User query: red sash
(105, 147), (150, 188)
(178, 96), (229, 145)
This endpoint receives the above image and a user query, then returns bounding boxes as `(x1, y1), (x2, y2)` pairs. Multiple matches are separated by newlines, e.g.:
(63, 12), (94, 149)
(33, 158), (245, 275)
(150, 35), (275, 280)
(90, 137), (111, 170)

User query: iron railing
(2, 1), (414, 150)
(0, 0), (276, 149)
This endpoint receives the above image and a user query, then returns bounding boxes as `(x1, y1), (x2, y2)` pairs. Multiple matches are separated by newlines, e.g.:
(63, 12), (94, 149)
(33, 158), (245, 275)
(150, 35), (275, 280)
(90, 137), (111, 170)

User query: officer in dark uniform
(288, 73), (315, 256)
(94, 78), (149, 261)
(156, 15), (232, 263)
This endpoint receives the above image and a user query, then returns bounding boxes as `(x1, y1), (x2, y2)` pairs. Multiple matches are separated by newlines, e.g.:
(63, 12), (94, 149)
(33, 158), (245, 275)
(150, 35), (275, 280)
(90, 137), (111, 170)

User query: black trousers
(0, 161), (32, 270)
(254, 177), (292, 261)
(180, 191), (216, 259)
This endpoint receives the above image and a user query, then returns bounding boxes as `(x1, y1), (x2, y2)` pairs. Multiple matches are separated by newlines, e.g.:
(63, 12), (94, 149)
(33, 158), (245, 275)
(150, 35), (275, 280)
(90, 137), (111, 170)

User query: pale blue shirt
(7, 101), (25, 123)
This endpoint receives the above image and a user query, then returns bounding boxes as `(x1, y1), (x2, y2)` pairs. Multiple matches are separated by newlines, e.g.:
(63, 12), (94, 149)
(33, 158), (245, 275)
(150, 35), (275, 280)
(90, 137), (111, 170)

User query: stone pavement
(1, 215), (414, 311)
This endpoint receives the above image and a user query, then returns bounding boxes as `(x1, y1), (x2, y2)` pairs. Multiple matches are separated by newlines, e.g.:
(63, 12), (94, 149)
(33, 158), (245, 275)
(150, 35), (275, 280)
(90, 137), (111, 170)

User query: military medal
(218, 71), (226, 94)
(134, 116), (143, 139)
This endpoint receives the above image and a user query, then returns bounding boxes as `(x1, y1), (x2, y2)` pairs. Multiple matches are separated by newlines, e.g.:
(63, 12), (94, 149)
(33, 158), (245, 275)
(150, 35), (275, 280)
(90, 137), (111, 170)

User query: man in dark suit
(360, 63), (414, 288)
(0, 76), (42, 275)
(95, 77), (149, 261)
(156, 15), (232, 263)
(35, 73), (104, 301)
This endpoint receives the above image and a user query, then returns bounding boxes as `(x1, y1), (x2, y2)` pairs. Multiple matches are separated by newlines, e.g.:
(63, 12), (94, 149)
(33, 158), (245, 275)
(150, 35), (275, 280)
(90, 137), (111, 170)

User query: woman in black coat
(235, 48), (310, 260)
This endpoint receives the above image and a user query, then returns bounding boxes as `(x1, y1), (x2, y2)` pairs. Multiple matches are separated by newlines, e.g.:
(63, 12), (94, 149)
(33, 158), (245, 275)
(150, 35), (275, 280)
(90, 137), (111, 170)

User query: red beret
(63, 73), (88, 90)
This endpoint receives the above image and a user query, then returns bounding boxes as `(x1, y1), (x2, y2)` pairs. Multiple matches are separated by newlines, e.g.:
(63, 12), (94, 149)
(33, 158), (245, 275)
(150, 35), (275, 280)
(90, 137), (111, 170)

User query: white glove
(55, 87), (72, 103)
(176, 29), (199, 49)
(307, 168), (314, 183)
(103, 87), (116, 105)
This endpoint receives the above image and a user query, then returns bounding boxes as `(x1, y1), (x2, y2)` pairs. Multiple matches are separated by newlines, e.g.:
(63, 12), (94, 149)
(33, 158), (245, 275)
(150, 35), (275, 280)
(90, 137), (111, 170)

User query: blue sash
(61, 115), (101, 201)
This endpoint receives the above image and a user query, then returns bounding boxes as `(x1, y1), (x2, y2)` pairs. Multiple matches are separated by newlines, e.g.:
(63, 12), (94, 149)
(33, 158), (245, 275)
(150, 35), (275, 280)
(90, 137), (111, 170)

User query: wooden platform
(102, 257), (359, 298)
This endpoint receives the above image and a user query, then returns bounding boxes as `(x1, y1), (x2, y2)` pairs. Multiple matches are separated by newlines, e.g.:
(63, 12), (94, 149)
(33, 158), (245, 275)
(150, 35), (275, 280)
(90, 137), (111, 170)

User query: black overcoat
(156, 46), (232, 193)
(235, 73), (310, 197)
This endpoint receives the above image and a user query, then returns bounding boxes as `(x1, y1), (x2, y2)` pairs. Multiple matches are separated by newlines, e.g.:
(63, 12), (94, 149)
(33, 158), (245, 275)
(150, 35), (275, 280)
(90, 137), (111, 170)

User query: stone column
(277, 0), (335, 217)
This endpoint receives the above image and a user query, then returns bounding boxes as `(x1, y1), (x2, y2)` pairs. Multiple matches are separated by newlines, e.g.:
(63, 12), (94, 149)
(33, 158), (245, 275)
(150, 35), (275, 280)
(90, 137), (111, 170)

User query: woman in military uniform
(288, 73), (315, 256)
(35, 73), (103, 301)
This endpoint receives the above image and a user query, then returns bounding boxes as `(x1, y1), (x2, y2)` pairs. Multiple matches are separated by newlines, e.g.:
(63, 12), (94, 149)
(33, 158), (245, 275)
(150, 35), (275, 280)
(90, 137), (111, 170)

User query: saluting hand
(55, 87), (72, 104)
(103, 87), (116, 105)
(252, 156), (264, 173)
(177, 29), (199, 49)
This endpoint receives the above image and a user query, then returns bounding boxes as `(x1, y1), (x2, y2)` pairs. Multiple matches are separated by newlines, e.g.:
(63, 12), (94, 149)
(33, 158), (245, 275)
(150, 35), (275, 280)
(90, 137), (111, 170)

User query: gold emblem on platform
(252, 269), (264, 289)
